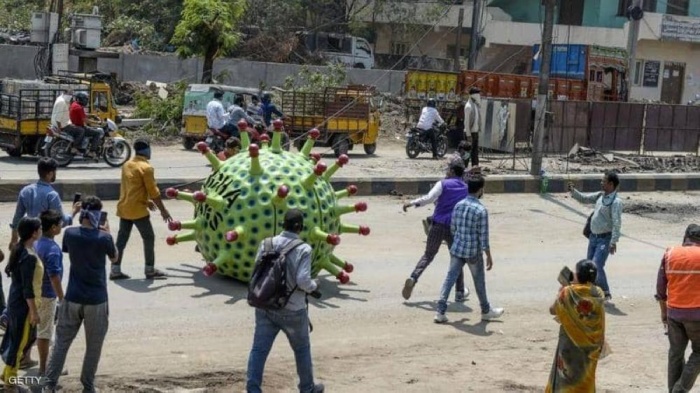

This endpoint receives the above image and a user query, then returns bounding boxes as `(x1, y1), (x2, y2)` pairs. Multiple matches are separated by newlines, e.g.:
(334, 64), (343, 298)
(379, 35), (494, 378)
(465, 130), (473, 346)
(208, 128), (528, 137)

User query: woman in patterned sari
(546, 259), (606, 392)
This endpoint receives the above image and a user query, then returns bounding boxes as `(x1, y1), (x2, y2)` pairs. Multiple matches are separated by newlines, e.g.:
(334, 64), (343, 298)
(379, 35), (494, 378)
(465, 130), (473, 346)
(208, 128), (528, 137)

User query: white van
(299, 32), (375, 69)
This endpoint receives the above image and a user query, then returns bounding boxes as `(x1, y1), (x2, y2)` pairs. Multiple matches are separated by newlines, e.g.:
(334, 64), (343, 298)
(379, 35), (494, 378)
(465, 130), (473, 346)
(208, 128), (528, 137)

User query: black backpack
(247, 238), (304, 310)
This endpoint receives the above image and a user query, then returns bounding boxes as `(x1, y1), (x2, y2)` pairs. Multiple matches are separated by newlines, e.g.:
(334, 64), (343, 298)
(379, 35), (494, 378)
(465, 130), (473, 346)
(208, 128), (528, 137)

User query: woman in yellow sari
(546, 259), (606, 393)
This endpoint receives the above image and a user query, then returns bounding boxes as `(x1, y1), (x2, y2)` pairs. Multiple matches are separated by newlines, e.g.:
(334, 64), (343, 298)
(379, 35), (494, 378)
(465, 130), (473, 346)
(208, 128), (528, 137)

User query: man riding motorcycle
(70, 92), (104, 158)
(416, 98), (445, 159)
(206, 88), (239, 139)
(260, 92), (284, 129)
(50, 88), (84, 154)
(227, 96), (258, 133)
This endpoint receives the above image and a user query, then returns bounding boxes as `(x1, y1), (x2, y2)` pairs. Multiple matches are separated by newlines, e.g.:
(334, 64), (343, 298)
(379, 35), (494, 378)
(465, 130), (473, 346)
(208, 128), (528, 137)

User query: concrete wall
(0, 45), (406, 94)
(0, 45), (41, 80)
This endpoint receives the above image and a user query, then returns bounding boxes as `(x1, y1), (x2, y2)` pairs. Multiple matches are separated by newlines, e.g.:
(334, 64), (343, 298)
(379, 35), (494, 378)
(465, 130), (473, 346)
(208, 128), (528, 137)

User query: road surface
(1, 192), (696, 392)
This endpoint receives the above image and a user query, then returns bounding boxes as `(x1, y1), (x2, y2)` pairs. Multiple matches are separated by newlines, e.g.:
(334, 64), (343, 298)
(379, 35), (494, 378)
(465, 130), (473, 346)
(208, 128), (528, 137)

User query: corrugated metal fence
(513, 100), (700, 154)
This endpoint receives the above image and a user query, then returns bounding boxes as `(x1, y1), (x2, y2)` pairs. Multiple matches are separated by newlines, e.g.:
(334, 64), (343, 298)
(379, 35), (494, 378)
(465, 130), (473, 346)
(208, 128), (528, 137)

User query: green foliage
(171, 0), (246, 58)
(283, 63), (347, 92)
(0, 0), (43, 31)
(133, 81), (187, 136)
(104, 16), (158, 49)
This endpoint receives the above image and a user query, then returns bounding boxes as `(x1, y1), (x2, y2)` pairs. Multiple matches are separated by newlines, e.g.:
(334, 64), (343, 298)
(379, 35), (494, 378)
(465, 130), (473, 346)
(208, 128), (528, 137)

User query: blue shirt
(450, 196), (490, 258)
(62, 226), (116, 305)
(11, 181), (72, 229)
(35, 237), (63, 299)
(260, 102), (284, 126)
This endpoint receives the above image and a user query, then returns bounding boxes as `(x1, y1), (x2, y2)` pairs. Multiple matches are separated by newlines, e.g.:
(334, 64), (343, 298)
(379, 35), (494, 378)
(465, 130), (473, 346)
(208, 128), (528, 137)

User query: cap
(686, 224), (700, 241)
(448, 156), (466, 170)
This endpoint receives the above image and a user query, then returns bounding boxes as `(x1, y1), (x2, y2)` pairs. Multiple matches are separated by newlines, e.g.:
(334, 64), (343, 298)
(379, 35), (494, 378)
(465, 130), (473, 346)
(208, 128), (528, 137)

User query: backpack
(247, 237), (304, 310)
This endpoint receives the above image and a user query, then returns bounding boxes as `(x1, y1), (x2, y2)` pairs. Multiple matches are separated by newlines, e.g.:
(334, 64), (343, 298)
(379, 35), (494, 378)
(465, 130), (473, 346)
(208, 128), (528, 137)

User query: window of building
(633, 60), (643, 86)
(391, 42), (408, 55)
(617, 0), (658, 16)
(446, 45), (468, 58)
(559, 0), (584, 25)
(666, 0), (689, 16)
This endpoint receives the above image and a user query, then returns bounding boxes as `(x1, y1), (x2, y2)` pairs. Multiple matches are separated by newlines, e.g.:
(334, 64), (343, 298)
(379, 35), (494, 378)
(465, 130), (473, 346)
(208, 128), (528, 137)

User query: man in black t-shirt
(43, 196), (118, 393)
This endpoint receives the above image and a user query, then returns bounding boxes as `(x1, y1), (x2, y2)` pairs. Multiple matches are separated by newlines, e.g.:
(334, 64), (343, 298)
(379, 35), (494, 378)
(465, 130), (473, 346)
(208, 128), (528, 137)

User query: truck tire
(363, 143), (376, 155)
(183, 137), (195, 150)
(334, 136), (350, 157)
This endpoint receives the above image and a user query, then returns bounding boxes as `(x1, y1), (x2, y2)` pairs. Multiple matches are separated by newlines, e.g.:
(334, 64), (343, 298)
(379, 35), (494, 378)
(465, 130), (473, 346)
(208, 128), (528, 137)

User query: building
(354, 0), (700, 104)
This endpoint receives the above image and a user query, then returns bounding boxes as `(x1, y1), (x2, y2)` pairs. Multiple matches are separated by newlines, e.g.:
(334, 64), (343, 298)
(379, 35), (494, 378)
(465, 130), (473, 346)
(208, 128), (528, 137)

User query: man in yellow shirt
(112, 139), (172, 280)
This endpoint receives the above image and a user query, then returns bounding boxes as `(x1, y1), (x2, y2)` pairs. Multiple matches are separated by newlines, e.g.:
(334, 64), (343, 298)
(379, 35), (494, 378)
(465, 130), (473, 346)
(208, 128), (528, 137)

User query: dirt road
(0, 192), (696, 392)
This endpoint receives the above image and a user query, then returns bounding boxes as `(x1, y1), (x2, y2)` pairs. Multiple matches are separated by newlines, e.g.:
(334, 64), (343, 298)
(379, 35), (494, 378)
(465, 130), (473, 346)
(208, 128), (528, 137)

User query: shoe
(402, 278), (415, 300)
(482, 307), (505, 321)
(19, 358), (38, 369)
(109, 272), (131, 280)
(434, 313), (448, 323)
(145, 269), (167, 280)
(313, 383), (325, 393)
(455, 288), (470, 303)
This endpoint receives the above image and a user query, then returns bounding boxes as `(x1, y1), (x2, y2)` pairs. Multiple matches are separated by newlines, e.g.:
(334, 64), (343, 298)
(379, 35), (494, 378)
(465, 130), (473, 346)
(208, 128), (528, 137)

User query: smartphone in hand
(73, 192), (82, 204)
(99, 211), (108, 226)
(558, 266), (573, 286)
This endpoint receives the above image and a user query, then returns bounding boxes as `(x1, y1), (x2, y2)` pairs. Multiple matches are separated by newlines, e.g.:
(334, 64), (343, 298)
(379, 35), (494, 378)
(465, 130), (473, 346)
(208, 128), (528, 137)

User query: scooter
(44, 119), (132, 167)
(405, 123), (448, 159)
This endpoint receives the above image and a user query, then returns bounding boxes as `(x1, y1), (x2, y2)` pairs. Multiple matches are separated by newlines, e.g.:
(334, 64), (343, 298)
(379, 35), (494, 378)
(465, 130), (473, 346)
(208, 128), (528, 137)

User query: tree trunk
(201, 45), (217, 83)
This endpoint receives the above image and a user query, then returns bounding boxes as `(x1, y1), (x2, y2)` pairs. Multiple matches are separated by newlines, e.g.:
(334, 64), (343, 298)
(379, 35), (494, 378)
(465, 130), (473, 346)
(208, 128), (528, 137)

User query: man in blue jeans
(435, 175), (504, 323)
(246, 209), (324, 393)
(569, 171), (622, 303)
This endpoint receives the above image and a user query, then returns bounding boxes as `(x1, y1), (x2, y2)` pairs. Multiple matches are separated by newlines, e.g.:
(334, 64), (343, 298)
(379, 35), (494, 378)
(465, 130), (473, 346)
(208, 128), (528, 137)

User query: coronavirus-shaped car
(165, 120), (369, 284)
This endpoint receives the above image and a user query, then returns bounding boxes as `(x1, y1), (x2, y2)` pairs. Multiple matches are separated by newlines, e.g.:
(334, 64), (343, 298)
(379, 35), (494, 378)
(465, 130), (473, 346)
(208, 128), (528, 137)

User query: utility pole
(468, 0), (482, 69)
(454, 7), (465, 72)
(625, 0), (644, 101)
(530, 0), (556, 176)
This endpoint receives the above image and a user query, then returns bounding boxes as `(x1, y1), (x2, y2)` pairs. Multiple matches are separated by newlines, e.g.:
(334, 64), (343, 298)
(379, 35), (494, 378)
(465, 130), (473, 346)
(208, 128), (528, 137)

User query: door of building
(661, 62), (685, 104)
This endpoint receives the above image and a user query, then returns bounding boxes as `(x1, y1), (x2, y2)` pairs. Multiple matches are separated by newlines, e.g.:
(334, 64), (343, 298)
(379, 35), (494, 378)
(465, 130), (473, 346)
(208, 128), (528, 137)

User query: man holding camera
(656, 224), (700, 393)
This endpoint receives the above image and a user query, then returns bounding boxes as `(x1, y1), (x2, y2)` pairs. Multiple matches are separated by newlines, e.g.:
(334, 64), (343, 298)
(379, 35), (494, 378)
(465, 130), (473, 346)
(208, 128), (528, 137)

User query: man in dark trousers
(401, 160), (468, 302)
(43, 196), (118, 393)
(656, 224), (700, 393)
(246, 209), (324, 393)
(111, 139), (172, 280)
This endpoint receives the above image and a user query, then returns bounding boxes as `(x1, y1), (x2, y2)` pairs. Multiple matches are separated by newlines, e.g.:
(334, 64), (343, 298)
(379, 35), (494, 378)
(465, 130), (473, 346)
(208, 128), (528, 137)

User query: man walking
(112, 139), (172, 280)
(35, 210), (65, 376)
(402, 160), (468, 302)
(246, 209), (324, 393)
(43, 196), (118, 393)
(656, 224), (700, 393)
(435, 175), (503, 323)
(569, 171), (622, 302)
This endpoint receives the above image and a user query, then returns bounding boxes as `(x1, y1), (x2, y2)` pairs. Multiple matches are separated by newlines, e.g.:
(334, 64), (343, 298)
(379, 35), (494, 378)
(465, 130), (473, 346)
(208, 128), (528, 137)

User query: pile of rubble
(377, 93), (409, 142)
(559, 144), (700, 173)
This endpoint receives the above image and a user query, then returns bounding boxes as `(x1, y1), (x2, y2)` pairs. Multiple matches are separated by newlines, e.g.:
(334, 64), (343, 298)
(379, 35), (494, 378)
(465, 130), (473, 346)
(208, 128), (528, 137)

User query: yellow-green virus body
(165, 121), (369, 284)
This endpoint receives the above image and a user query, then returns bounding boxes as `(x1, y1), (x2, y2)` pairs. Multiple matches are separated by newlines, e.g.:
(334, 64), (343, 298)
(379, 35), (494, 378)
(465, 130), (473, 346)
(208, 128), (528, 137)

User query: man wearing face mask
(463, 87), (482, 167)
(112, 139), (172, 280)
(50, 89), (84, 155)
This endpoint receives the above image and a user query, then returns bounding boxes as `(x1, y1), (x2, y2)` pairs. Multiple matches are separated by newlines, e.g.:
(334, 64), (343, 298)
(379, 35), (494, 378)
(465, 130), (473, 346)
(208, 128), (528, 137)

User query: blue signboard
(532, 44), (587, 80)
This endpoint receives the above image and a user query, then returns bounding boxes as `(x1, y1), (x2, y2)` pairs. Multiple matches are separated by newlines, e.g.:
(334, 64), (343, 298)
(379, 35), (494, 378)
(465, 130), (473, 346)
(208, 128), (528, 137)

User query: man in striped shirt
(435, 175), (504, 323)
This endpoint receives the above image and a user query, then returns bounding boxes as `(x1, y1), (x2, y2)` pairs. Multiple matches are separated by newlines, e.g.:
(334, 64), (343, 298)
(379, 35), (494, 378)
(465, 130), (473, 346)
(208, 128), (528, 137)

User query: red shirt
(69, 102), (87, 126)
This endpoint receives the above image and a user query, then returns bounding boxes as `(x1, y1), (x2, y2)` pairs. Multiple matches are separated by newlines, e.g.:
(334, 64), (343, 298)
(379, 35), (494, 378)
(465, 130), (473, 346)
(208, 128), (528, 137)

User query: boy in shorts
(35, 210), (65, 376)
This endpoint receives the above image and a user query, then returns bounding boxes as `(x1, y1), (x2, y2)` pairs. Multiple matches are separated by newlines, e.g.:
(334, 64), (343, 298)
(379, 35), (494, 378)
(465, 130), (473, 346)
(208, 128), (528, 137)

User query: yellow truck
(280, 86), (381, 157)
(0, 71), (120, 157)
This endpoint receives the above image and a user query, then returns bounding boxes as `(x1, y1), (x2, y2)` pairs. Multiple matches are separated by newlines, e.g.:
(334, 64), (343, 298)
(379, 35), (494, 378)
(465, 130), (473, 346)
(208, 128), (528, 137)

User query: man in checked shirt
(435, 175), (504, 323)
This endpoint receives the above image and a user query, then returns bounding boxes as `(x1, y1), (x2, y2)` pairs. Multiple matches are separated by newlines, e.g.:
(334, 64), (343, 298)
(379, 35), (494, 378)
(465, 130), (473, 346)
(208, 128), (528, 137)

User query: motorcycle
(405, 123), (448, 159)
(44, 119), (132, 167)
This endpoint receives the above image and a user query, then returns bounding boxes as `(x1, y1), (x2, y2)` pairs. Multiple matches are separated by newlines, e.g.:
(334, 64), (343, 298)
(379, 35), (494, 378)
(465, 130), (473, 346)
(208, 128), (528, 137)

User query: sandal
(145, 269), (167, 280)
(109, 272), (131, 280)
(19, 359), (38, 369)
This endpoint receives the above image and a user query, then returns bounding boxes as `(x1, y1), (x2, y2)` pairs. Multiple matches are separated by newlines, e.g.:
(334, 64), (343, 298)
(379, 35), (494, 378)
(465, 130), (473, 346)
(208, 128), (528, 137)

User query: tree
(171, 0), (246, 83)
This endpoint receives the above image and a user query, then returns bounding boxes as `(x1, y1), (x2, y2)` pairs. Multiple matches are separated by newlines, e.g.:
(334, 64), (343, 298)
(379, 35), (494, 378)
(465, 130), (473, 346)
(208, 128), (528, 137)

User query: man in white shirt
(206, 89), (238, 138)
(50, 89), (84, 154)
(464, 87), (482, 166)
(416, 98), (444, 159)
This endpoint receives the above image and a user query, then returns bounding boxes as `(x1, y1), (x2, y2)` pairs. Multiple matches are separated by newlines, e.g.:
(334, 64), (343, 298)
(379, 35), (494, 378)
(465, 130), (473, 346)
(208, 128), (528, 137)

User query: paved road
(0, 141), (445, 182)
(0, 193), (693, 392)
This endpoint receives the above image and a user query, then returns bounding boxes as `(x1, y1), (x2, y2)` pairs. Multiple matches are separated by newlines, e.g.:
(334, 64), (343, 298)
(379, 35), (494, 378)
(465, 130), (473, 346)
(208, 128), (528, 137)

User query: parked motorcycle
(44, 119), (132, 167)
(405, 123), (448, 159)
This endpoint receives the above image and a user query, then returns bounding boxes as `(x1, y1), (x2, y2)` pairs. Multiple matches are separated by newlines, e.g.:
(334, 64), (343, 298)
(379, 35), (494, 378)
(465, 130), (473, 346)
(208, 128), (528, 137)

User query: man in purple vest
(402, 160), (469, 301)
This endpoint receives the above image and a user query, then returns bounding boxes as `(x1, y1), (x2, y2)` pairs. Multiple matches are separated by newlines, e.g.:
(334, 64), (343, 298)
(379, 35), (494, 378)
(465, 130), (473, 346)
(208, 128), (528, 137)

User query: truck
(298, 32), (375, 69)
(280, 85), (381, 157)
(0, 71), (121, 157)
